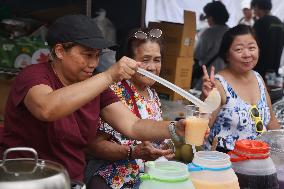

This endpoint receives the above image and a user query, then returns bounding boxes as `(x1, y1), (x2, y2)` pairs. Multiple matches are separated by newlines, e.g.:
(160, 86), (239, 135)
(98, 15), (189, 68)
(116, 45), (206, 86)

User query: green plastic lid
(141, 161), (189, 183)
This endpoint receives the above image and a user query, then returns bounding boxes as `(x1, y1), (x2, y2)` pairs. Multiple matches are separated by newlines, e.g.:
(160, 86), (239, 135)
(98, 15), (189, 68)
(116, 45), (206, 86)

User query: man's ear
(54, 44), (65, 59)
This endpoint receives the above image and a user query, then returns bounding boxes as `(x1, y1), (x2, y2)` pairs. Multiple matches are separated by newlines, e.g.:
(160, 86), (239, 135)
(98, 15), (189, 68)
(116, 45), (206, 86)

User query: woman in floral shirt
(86, 28), (175, 189)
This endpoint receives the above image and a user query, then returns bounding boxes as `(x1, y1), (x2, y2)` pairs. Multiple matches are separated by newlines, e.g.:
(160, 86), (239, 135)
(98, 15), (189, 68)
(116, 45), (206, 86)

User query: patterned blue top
(204, 71), (271, 151)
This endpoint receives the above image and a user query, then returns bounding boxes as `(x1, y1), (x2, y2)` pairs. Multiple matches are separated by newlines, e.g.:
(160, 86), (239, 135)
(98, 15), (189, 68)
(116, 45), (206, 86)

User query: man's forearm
(89, 140), (129, 161)
(129, 119), (171, 141)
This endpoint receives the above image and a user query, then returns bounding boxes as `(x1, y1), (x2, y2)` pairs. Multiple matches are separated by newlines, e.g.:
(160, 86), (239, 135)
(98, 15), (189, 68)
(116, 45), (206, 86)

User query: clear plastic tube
(137, 68), (209, 110)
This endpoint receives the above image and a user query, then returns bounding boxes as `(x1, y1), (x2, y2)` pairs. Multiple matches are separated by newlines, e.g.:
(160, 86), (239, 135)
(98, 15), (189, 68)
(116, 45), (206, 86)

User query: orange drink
(185, 113), (209, 146)
(191, 177), (239, 189)
(189, 151), (240, 189)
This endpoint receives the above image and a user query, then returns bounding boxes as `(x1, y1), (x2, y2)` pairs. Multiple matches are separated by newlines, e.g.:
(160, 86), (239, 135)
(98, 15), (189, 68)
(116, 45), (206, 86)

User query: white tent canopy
(145, 0), (284, 30)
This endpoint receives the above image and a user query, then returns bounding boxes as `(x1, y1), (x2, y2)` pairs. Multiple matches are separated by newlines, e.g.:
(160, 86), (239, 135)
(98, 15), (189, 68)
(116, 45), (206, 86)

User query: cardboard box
(160, 56), (193, 89)
(149, 11), (196, 57)
(154, 83), (189, 101)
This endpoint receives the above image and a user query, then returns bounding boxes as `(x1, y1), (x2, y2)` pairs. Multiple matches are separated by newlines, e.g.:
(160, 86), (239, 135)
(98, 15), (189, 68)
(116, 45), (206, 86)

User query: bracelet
(127, 146), (132, 160)
(168, 121), (182, 142)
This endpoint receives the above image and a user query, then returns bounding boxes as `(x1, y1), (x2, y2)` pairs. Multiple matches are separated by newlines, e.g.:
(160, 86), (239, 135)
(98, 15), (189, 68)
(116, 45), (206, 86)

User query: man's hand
(105, 56), (141, 83)
(132, 141), (174, 161)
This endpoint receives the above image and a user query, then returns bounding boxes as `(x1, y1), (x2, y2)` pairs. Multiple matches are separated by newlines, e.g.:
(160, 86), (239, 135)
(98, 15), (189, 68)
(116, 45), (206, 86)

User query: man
(192, 1), (229, 89)
(239, 0), (254, 26)
(251, 0), (284, 78)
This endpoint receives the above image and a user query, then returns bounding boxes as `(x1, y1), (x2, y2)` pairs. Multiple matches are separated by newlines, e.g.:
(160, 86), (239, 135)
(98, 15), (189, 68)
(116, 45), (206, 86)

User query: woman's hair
(219, 24), (258, 63)
(124, 27), (164, 59)
(251, 0), (272, 11)
(49, 42), (78, 59)
(203, 1), (229, 25)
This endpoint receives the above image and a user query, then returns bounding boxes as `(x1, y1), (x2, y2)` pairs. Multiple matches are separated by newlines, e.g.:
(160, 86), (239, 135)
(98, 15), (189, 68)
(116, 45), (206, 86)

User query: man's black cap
(46, 14), (116, 49)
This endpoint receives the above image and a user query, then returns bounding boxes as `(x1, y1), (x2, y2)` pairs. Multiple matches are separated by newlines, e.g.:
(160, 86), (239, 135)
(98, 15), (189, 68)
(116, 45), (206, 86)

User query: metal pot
(272, 99), (284, 129)
(0, 147), (70, 189)
(256, 129), (284, 166)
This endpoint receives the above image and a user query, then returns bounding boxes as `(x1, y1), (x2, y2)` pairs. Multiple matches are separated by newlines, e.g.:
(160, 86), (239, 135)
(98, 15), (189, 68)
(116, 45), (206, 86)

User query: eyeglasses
(134, 29), (162, 40)
(249, 105), (264, 133)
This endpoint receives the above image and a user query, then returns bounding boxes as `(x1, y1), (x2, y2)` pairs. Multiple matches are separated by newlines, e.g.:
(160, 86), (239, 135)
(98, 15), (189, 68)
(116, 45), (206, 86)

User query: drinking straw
(137, 68), (210, 111)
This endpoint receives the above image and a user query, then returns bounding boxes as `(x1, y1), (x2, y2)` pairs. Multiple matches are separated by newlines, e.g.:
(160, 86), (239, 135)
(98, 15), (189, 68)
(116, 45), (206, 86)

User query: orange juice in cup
(185, 112), (210, 146)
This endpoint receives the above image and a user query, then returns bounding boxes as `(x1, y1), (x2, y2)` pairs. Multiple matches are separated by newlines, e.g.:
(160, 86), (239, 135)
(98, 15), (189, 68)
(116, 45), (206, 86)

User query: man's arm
(100, 101), (184, 141)
(24, 72), (113, 121)
(24, 57), (138, 121)
(86, 131), (130, 161)
(86, 131), (174, 161)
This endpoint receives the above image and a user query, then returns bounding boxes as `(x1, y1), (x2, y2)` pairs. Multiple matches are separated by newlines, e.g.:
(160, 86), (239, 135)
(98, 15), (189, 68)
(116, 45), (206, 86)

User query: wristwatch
(168, 121), (182, 142)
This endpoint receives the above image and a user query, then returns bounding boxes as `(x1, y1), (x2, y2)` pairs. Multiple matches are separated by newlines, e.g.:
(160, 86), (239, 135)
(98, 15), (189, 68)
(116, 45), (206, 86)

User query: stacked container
(229, 139), (279, 189)
(149, 11), (196, 100)
(188, 151), (240, 189)
(256, 130), (284, 189)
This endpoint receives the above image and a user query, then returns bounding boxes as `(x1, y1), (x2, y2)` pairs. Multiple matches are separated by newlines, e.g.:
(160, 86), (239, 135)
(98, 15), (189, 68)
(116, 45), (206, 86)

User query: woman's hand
(105, 56), (141, 83)
(132, 141), (175, 161)
(201, 65), (216, 99)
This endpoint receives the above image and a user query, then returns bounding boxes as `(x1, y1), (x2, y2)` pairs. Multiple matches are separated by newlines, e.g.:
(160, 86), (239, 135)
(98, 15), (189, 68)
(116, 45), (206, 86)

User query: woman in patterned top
(86, 28), (175, 189)
(201, 24), (280, 153)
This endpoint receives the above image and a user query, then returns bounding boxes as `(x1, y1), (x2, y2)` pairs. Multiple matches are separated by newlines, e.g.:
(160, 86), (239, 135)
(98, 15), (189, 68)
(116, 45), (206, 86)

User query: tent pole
(141, 0), (146, 27)
(86, 0), (92, 17)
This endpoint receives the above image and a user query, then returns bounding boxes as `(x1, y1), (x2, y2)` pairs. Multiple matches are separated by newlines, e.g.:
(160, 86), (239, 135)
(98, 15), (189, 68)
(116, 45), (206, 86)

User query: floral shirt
(205, 71), (271, 151)
(96, 80), (163, 189)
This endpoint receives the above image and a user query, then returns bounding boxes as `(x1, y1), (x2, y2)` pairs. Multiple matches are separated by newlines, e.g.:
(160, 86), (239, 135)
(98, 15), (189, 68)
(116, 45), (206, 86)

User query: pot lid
(272, 100), (284, 129)
(256, 129), (284, 153)
(0, 147), (66, 181)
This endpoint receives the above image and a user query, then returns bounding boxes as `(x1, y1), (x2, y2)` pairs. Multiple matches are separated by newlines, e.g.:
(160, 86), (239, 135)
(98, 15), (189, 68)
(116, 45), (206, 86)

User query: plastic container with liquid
(229, 139), (279, 189)
(256, 130), (284, 189)
(138, 161), (195, 189)
(188, 151), (240, 189)
(278, 168), (284, 189)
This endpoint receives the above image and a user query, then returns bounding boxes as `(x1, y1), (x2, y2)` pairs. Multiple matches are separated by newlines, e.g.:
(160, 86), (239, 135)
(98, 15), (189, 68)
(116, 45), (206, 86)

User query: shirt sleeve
(11, 65), (51, 107)
(100, 87), (120, 109)
(98, 88), (120, 135)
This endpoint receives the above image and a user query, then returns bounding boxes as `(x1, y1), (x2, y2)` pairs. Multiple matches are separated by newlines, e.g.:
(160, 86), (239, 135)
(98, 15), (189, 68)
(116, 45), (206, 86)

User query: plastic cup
(185, 104), (198, 118)
(185, 112), (210, 146)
